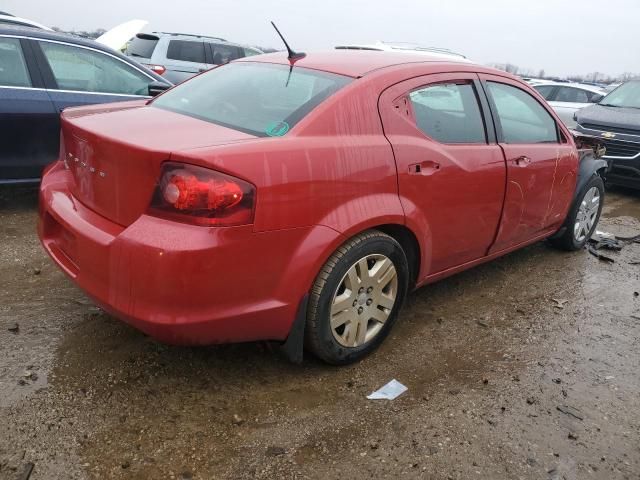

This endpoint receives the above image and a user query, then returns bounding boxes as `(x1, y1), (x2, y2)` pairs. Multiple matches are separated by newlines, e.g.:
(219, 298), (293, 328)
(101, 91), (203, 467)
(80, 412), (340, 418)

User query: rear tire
(305, 230), (409, 365)
(550, 175), (604, 251)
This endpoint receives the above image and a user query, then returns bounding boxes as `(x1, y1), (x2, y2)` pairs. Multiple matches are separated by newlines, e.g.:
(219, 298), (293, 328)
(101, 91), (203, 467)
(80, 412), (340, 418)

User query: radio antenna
(271, 21), (306, 62)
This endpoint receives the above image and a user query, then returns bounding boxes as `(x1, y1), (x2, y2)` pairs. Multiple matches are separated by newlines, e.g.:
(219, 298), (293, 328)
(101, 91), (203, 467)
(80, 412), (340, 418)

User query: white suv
(125, 32), (263, 84)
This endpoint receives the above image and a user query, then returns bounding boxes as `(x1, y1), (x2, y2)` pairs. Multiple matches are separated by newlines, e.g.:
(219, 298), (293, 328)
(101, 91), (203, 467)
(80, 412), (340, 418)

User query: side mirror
(591, 93), (604, 103)
(148, 81), (171, 97)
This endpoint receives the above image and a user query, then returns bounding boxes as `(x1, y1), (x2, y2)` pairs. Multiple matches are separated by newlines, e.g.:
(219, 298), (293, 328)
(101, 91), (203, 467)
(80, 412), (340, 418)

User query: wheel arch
(576, 153), (608, 200)
(374, 224), (421, 289)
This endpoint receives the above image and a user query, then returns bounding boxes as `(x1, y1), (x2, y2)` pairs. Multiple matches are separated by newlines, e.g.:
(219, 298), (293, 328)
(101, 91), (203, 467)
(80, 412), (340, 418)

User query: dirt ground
(0, 184), (639, 480)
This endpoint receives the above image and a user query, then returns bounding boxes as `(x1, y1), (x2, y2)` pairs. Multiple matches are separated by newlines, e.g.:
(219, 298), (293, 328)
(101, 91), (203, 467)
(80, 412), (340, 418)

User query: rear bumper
(38, 162), (338, 345)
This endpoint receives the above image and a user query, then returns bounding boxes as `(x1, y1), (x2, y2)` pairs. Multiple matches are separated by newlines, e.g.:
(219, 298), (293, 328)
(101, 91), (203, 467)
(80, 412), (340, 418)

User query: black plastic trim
(474, 77), (497, 144)
(18, 38), (45, 89)
(279, 293), (308, 364)
(28, 38), (58, 89)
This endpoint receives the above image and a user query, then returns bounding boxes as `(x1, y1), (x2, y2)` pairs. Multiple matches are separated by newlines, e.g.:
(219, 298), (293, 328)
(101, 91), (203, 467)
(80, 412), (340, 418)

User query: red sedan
(38, 51), (607, 364)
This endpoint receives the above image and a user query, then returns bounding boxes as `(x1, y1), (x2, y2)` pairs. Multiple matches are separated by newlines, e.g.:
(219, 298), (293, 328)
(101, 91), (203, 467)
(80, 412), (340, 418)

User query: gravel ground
(1, 184), (639, 480)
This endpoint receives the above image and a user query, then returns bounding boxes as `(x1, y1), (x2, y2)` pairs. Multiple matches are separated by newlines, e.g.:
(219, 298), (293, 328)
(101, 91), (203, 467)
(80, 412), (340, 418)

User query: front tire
(550, 175), (605, 251)
(305, 230), (409, 365)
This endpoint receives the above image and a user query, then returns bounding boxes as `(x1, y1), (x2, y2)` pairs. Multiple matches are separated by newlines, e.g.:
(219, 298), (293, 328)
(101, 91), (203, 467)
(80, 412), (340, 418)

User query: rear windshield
(151, 62), (352, 136)
(125, 35), (158, 59)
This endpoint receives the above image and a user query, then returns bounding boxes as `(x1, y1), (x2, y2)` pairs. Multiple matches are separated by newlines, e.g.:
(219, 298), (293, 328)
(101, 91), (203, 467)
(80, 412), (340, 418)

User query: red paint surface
(38, 52), (580, 345)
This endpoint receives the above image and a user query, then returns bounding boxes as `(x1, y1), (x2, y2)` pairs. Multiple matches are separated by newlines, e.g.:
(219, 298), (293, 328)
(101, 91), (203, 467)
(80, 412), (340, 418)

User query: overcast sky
(4, 0), (639, 77)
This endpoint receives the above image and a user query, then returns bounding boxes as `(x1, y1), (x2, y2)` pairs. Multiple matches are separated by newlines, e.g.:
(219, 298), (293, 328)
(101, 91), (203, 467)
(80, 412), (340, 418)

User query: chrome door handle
(513, 156), (531, 166)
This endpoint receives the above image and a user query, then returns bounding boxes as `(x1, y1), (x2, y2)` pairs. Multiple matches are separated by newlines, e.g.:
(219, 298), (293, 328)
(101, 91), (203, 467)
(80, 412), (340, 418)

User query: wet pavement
(1, 184), (639, 480)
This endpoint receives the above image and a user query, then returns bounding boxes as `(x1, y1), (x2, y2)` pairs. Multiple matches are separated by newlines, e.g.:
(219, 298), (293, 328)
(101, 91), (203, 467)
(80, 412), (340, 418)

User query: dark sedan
(0, 26), (172, 183)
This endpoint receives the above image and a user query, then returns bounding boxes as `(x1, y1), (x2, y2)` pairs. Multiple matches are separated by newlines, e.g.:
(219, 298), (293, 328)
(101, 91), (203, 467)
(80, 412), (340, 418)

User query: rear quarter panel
(173, 78), (404, 234)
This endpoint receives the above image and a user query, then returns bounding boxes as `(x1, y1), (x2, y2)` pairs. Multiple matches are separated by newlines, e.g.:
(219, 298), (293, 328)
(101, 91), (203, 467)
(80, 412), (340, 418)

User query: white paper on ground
(366, 379), (408, 400)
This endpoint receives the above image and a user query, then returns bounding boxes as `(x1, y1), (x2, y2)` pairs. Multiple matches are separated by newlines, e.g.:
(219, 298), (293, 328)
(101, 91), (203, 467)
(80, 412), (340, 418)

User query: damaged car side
(38, 51), (607, 364)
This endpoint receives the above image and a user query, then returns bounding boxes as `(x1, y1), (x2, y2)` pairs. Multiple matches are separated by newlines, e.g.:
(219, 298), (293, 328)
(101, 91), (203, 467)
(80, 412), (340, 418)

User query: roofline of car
(235, 55), (518, 83)
(135, 31), (263, 53)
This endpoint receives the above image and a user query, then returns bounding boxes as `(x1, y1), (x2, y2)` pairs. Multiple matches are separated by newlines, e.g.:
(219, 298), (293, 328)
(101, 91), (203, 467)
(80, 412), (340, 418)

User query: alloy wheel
(574, 186), (600, 242)
(330, 254), (398, 347)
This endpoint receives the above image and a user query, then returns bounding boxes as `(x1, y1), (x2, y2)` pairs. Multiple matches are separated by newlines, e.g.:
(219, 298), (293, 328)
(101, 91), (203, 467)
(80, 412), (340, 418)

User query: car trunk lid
(61, 103), (255, 226)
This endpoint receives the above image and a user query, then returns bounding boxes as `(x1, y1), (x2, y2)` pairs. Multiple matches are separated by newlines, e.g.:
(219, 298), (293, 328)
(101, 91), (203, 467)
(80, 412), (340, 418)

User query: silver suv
(125, 32), (262, 84)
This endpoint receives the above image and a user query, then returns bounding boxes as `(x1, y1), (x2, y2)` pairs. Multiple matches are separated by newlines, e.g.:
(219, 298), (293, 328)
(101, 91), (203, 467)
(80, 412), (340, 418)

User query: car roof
(0, 25), (114, 49)
(335, 42), (468, 60)
(0, 13), (51, 31)
(530, 81), (605, 93)
(135, 32), (262, 53)
(145, 31), (228, 42)
(237, 49), (475, 78)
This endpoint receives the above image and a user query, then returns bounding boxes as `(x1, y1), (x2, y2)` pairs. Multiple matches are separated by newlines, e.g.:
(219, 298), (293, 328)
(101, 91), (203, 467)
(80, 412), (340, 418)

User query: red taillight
(149, 163), (255, 226)
(149, 64), (166, 75)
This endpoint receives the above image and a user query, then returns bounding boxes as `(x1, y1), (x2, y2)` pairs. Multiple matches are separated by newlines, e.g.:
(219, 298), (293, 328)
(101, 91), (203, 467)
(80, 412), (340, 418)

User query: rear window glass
(166, 40), (206, 63)
(152, 62), (352, 136)
(409, 82), (486, 144)
(126, 36), (158, 59)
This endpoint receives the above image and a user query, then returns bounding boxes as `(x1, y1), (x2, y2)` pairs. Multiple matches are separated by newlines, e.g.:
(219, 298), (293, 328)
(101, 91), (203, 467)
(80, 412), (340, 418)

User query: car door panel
(0, 37), (58, 181)
(0, 87), (59, 179)
(379, 73), (506, 275)
(480, 75), (578, 252)
(163, 39), (207, 83)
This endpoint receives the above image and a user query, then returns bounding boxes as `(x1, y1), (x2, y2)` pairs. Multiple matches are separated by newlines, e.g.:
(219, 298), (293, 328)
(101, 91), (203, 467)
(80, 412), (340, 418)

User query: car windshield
(599, 80), (640, 109)
(152, 62), (352, 136)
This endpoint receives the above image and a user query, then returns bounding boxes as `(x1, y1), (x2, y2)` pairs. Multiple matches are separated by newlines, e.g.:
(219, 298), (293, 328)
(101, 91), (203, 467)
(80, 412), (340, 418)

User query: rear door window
(487, 82), (558, 144)
(408, 82), (486, 144)
(0, 37), (32, 87)
(40, 41), (152, 95)
(166, 40), (206, 63)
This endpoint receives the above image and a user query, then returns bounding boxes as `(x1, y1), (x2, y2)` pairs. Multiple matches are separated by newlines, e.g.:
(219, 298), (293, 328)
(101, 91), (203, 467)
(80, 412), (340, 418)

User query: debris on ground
(231, 414), (244, 426)
(557, 405), (584, 421)
(367, 379), (408, 400)
(17, 462), (34, 480)
(552, 298), (568, 309)
(587, 230), (640, 263)
(587, 245), (616, 263)
(590, 231), (623, 251)
(266, 446), (286, 456)
(7, 322), (19, 333)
